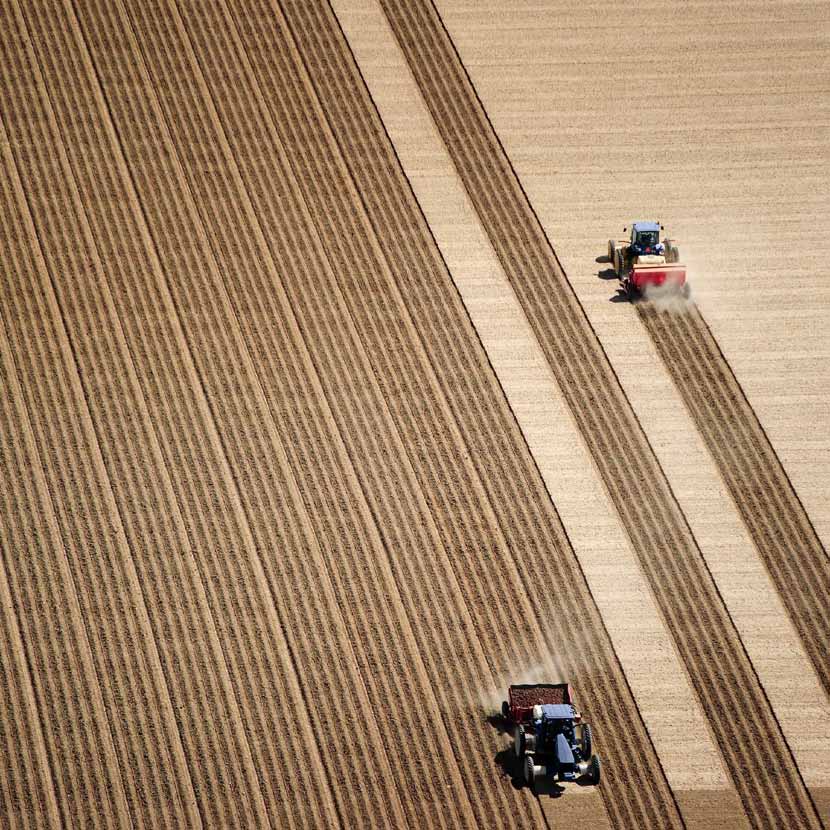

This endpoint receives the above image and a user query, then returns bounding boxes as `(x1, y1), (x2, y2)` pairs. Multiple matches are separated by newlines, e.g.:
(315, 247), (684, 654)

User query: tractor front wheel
(501, 700), (510, 722)
(607, 239), (616, 263)
(514, 725), (526, 758)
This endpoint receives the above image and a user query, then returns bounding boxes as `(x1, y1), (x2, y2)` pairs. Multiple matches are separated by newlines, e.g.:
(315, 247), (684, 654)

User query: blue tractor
(503, 683), (601, 790)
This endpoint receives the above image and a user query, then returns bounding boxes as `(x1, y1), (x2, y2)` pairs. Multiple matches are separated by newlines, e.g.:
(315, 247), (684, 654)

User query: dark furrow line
(379, 1), (822, 828)
(639, 304), (830, 695)
(278, 2), (687, 828)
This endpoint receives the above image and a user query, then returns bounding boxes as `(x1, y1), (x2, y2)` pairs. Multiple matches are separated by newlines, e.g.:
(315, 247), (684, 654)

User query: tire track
(70, 0), (428, 825)
(121, 0), (517, 824)
(377, 2), (823, 828)
(0, 317), (73, 830)
(638, 302), (830, 695)
(272, 2), (687, 828)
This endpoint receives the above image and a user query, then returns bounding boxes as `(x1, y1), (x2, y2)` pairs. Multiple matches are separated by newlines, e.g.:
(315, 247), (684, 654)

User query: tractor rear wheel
(523, 755), (536, 789)
(581, 723), (593, 759)
(514, 724), (526, 757)
(589, 755), (601, 786)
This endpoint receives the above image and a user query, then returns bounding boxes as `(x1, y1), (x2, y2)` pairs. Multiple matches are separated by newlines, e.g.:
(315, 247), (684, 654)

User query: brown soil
(0, 0), (825, 828)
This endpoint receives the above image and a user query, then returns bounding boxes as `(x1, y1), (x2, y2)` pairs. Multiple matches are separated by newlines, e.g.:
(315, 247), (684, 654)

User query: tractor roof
(633, 221), (660, 233)
(538, 703), (574, 720)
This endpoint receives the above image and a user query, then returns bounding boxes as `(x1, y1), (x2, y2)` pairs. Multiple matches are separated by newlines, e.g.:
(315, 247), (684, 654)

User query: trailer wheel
(581, 723), (593, 760)
(514, 725), (526, 757)
(501, 700), (510, 721)
(523, 755), (536, 789)
(589, 755), (601, 786)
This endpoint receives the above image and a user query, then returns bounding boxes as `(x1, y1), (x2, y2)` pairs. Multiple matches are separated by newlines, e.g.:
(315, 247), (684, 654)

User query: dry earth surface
(0, 1), (827, 829)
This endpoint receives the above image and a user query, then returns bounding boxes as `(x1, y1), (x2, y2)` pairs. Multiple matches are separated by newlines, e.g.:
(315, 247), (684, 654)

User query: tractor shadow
(595, 258), (630, 303)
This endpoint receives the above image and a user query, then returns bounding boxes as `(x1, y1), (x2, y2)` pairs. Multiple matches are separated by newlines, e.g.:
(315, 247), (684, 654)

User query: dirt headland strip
(272, 1), (684, 827)
(377, 1), (822, 828)
(639, 302), (830, 695)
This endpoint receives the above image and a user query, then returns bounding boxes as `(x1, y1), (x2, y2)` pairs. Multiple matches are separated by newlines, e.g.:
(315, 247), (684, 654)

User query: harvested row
(0, 12), (207, 826)
(106, 0), (489, 824)
(275, 2), (683, 828)
(0, 412), (61, 830)
(134, 0), (533, 825)
(0, 309), (106, 830)
(638, 302), (830, 695)
(39, 0), (417, 826)
(377, 1), (822, 828)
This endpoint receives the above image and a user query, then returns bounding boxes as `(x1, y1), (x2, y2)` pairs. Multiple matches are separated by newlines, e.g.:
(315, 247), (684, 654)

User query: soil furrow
(120, 0), (518, 823)
(639, 302), (830, 695)
(0, 321), (76, 830)
(68, 0), (433, 825)
(5, 1), (293, 825)
(377, 1), (823, 828)
(271, 1), (688, 827)
(0, 116), (136, 829)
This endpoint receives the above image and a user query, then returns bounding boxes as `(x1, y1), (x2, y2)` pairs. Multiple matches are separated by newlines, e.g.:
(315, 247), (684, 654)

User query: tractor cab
(629, 221), (663, 256)
(531, 704), (583, 780)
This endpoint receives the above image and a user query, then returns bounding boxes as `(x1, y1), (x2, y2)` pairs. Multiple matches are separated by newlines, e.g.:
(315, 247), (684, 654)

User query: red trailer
(501, 683), (577, 725)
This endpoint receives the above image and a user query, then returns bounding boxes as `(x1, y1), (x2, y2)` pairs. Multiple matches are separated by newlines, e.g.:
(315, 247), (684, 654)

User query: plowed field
(1, 1), (827, 828)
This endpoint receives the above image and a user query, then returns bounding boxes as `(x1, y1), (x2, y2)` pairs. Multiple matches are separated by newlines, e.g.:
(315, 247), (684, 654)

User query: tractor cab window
(635, 230), (659, 248)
